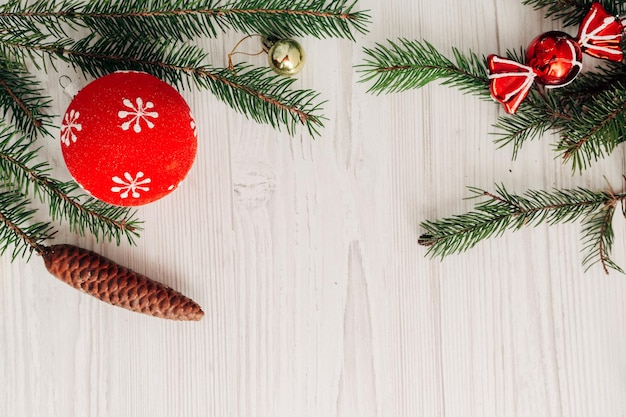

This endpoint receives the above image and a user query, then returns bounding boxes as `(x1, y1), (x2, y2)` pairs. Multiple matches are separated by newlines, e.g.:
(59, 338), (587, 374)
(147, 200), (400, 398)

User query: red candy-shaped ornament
(60, 71), (197, 206)
(525, 31), (582, 85)
(488, 2), (624, 113)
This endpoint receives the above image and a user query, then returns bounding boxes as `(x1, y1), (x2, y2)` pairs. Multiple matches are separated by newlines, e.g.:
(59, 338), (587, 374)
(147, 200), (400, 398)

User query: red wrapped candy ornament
(60, 71), (198, 206)
(488, 2), (625, 114)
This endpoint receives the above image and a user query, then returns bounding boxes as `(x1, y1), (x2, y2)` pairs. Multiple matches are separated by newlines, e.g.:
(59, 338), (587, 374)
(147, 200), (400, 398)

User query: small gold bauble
(267, 39), (305, 77)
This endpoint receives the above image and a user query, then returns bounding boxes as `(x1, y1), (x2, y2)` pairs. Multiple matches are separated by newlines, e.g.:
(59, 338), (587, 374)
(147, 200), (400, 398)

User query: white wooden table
(2, 1), (626, 416)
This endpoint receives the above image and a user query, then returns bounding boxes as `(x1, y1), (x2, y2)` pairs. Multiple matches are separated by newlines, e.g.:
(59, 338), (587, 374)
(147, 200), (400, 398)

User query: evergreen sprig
(0, 189), (55, 260)
(491, 90), (562, 159)
(490, 68), (626, 167)
(419, 184), (626, 274)
(64, 35), (325, 135)
(0, 0), (370, 41)
(521, 0), (624, 27)
(358, 39), (490, 98)
(555, 81), (626, 171)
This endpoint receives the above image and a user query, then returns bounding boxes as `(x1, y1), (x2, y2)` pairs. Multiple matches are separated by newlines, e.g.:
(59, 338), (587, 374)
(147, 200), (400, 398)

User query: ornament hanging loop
(227, 34), (306, 77)
(59, 75), (79, 98)
(58, 75), (71, 88)
(227, 34), (266, 73)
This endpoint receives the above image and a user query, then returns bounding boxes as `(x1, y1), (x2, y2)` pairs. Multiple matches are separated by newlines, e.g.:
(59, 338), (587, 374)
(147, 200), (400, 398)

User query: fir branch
(581, 201), (621, 273)
(357, 39), (490, 97)
(0, 58), (52, 138)
(0, 27), (74, 70)
(197, 64), (326, 135)
(492, 90), (564, 159)
(208, 0), (370, 40)
(0, 33), (325, 135)
(65, 35), (326, 135)
(0, 0), (82, 37)
(554, 83), (626, 171)
(521, 0), (623, 27)
(0, 189), (55, 260)
(0, 130), (142, 245)
(0, 0), (370, 41)
(493, 66), (626, 167)
(419, 184), (625, 273)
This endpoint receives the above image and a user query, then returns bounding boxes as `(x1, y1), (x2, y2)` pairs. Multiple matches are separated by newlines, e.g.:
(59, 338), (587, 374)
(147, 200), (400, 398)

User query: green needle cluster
(419, 185), (625, 274)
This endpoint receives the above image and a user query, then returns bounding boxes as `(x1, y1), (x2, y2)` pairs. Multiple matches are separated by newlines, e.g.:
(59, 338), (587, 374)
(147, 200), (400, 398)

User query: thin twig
(0, 76), (42, 128)
(0, 208), (44, 255)
(598, 206), (613, 274)
(562, 100), (626, 161)
(227, 34), (265, 73)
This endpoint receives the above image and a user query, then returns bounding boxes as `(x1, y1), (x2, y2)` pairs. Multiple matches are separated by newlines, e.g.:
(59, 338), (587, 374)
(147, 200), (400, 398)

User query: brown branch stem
(0, 76), (41, 128)
(563, 100), (626, 161)
(374, 64), (489, 85)
(374, 65), (412, 72)
(0, 208), (45, 255)
(421, 189), (626, 247)
(483, 190), (626, 214)
(597, 205), (615, 275)
(483, 191), (522, 211)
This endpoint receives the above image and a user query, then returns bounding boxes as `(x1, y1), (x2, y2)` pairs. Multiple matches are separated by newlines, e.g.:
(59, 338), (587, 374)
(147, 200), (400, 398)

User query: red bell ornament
(60, 71), (198, 206)
(488, 2), (625, 114)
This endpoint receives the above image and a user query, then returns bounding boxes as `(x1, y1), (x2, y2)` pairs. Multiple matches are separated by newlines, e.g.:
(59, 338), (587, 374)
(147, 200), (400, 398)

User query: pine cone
(42, 244), (204, 321)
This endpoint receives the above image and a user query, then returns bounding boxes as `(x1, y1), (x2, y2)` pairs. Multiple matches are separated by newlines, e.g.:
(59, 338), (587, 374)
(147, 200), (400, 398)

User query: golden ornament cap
(267, 39), (305, 77)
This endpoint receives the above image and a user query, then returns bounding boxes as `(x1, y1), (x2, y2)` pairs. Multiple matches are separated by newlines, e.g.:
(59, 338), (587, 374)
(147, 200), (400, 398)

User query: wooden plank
(1, 0), (626, 416)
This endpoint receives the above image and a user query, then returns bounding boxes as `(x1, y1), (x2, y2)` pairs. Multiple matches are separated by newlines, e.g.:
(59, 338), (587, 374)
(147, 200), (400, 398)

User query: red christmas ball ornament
(525, 31), (582, 86)
(60, 71), (197, 206)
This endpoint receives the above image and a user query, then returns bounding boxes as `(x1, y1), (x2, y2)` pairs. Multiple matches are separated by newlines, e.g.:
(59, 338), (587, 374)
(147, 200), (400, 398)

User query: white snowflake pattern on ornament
(190, 111), (198, 138)
(118, 98), (158, 133)
(60, 109), (82, 146)
(111, 171), (151, 199)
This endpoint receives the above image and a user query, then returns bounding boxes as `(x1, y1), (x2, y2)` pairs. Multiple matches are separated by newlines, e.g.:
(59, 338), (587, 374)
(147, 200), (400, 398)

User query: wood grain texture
(2, 0), (626, 416)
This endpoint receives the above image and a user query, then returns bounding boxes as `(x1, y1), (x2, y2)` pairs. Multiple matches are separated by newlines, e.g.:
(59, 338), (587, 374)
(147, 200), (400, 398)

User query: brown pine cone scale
(42, 244), (204, 321)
